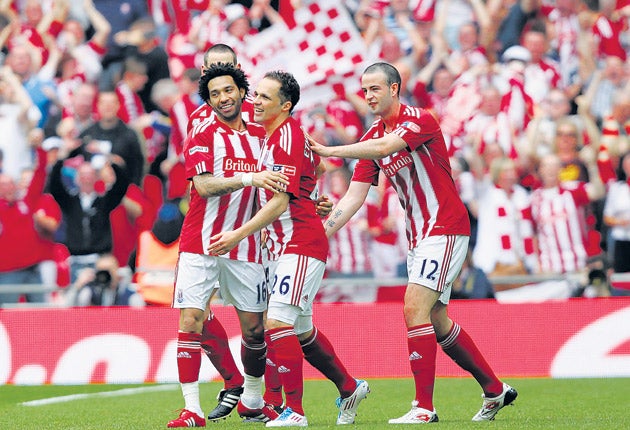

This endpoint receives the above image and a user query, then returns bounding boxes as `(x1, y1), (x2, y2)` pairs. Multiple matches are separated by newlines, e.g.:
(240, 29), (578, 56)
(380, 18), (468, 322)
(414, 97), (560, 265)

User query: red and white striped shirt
(530, 184), (590, 274)
(179, 120), (265, 262)
(257, 117), (328, 262)
(353, 104), (471, 248)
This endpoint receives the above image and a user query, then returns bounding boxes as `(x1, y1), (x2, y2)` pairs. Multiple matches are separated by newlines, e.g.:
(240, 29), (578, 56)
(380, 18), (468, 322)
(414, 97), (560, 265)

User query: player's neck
(263, 114), (289, 136)
(381, 102), (401, 133)
(221, 116), (247, 132)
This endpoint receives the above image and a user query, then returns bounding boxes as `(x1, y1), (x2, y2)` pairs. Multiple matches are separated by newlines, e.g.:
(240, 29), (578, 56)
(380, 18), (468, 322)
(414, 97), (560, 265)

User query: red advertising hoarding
(1, 298), (629, 385)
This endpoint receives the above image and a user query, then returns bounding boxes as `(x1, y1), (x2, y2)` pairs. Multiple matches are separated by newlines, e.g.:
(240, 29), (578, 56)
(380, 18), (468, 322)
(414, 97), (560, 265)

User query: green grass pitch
(3, 377), (629, 429)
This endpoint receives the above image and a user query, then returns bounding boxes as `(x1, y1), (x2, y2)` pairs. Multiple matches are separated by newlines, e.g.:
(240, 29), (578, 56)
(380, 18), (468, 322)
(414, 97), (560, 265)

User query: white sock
(240, 374), (264, 408)
(181, 382), (203, 416)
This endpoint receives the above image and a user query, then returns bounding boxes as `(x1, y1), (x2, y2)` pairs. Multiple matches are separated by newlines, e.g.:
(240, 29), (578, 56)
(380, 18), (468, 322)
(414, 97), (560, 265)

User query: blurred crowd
(1, 0), (629, 306)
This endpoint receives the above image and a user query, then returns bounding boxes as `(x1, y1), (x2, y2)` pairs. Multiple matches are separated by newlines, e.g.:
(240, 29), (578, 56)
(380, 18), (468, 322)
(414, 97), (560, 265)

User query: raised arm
(84, 0), (112, 48)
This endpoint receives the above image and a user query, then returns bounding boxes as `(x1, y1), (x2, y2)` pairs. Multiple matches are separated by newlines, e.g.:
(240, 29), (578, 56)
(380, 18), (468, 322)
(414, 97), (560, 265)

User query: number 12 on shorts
(418, 258), (438, 281)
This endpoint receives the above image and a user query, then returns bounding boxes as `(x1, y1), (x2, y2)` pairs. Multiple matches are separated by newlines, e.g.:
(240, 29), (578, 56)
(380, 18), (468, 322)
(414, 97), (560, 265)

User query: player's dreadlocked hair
(198, 62), (249, 103)
(262, 70), (300, 113)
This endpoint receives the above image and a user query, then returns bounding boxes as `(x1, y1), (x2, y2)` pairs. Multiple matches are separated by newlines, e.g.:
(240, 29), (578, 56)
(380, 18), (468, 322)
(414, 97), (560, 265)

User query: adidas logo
(177, 351), (191, 359)
(277, 366), (290, 373)
(409, 351), (423, 361)
(266, 358), (276, 366)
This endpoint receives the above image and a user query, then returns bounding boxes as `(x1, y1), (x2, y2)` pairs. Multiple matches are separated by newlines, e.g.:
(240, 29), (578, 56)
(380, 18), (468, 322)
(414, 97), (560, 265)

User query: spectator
(93, 0), (148, 91)
(48, 153), (129, 282)
(603, 151), (630, 273)
(439, 21), (489, 78)
(4, 43), (56, 128)
(452, 249), (495, 299)
(411, 34), (455, 117)
(113, 55), (167, 164)
(521, 26), (563, 105)
(0, 145), (63, 305)
(491, 0), (539, 58)
(554, 118), (590, 183)
(581, 56), (629, 125)
(114, 16), (170, 113)
(472, 157), (537, 280)
(525, 89), (574, 159)
(64, 253), (143, 306)
(0, 64), (41, 180)
(50, 82), (100, 136)
(78, 91), (145, 185)
(540, 0), (581, 90)
(463, 84), (518, 159)
(150, 77), (198, 171)
(530, 153), (605, 274)
(54, 0), (111, 86)
(366, 173), (407, 279)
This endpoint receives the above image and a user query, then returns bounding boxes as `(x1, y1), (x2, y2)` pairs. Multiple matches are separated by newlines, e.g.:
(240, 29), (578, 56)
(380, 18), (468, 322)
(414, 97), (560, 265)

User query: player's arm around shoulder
(207, 192), (290, 255)
(192, 170), (289, 198)
(309, 132), (406, 160)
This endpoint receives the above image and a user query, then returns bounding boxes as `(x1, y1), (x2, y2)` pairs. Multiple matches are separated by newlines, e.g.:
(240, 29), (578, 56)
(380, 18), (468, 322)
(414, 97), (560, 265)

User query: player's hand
(315, 194), (333, 217)
(252, 170), (289, 193)
(208, 230), (242, 256)
(306, 132), (333, 157)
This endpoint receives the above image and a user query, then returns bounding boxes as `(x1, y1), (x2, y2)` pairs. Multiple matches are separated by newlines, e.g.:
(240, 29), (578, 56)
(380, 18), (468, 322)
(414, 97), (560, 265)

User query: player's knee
(242, 323), (265, 344)
(179, 309), (204, 332)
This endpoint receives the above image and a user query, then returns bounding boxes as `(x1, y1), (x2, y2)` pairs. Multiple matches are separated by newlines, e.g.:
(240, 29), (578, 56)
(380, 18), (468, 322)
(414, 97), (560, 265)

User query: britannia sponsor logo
(188, 145), (209, 155)
(382, 153), (412, 177)
(224, 157), (256, 172)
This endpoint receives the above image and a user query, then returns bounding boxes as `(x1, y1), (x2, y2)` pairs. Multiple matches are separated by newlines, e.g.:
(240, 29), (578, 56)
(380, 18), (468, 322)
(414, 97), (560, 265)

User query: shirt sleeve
(393, 112), (441, 152)
(183, 133), (214, 180)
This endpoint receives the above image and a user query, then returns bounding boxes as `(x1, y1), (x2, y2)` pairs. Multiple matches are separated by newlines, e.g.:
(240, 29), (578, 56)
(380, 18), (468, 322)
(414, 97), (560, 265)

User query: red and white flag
(239, 0), (373, 110)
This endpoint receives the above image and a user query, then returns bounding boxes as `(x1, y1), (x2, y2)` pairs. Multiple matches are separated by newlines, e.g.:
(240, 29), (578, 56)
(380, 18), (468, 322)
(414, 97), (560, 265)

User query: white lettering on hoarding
(550, 307), (630, 377)
(0, 323), (9, 384)
(51, 334), (151, 384)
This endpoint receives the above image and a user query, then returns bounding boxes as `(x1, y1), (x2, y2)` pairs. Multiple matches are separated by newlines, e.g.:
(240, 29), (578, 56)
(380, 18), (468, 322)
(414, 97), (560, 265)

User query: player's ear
(281, 100), (292, 113)
(390, 82), (399, 97)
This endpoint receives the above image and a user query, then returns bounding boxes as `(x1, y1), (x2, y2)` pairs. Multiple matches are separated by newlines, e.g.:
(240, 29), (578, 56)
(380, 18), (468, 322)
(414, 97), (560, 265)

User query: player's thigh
(267, 254), (325, 325)
(173, 252), (219, 311)
(407, 235), (469, 305)
(217, 258), (267, 313)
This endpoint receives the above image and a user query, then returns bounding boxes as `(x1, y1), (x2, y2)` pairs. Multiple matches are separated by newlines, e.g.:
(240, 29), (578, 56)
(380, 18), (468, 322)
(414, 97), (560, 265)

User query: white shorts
(266, 254), (325, 333)
(407, 235), (469, 305)
(173, 252), (268, 312)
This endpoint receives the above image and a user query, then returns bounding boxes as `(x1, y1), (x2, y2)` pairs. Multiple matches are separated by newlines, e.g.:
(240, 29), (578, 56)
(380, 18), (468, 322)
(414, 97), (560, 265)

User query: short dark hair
(204, 44), (237, 67)
(363, 62), (401, 96)
(263, 71), (300, 113)
(198, 62), (249, 103)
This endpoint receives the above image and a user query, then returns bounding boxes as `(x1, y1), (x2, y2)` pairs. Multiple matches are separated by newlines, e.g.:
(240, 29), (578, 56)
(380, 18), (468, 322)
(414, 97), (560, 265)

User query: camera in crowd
(85, 269), (114, 306)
